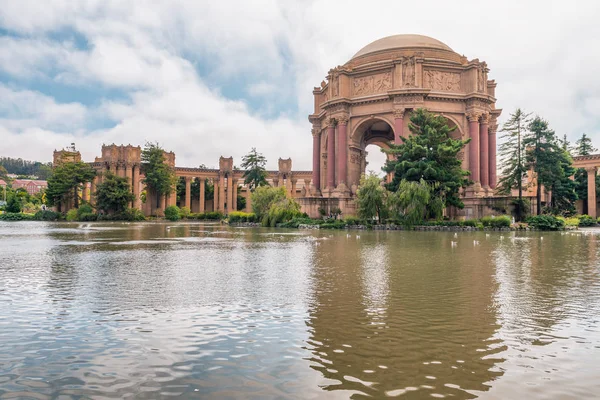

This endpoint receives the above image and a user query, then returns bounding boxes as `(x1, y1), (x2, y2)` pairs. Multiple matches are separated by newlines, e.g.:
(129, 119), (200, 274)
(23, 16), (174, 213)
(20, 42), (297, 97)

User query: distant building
(0, 179), (7, 187)
(11, 179), (47, 195)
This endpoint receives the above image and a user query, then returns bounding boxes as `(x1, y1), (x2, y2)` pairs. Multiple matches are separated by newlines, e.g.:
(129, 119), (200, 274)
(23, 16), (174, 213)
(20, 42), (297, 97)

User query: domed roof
(351, 34), (454, 60)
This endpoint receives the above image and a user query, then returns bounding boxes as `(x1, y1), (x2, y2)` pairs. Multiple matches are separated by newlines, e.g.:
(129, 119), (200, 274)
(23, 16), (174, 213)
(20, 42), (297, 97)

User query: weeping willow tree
(387, 179), (443, 226)
(356, 174), (388, 223)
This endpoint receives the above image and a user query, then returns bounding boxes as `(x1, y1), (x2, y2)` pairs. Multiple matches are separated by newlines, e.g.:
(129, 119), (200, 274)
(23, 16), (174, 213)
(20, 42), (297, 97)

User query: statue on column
(402, 56), (415, 87)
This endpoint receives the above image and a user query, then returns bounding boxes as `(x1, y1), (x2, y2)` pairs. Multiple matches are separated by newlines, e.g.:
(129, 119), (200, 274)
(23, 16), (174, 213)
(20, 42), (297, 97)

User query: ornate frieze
(353, 71), (392, 96)
(423, 69), (461, 92)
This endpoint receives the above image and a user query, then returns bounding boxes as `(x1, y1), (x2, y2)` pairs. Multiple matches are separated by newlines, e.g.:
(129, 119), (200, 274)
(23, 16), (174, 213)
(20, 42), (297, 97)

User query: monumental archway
(306, 34), (501, 217)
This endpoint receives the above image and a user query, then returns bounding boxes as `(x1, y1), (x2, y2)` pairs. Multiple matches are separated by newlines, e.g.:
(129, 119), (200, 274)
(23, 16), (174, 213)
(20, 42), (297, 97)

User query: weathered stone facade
(301, 34), (502, 219)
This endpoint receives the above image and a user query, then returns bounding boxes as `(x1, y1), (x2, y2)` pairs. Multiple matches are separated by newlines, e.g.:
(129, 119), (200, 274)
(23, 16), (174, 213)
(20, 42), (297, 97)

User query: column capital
(337, 115), (349, 125)
(489, 124), (499, 134)
(585, 166), (597, 173)
(311, 127), (321, 137)
(393, 108), (406, 119)
(466, 112), (481, 122)
(328, 117), (337, 127)
(479, 113), (490, 124)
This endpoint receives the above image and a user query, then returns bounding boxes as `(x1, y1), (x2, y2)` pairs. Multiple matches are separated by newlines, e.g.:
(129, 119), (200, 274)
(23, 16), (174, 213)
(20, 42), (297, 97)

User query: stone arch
(350, 115), (396, 146)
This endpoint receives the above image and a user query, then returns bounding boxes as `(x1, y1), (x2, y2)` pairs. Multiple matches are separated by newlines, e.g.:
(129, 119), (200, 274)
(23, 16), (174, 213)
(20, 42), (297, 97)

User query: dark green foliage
(480, 215), (512, 228)
(188, 211), (224, 220)
(0, 157), (52, 178)
(277, 217), (325, 228)
(343, 216), (362, 226)
(241, 148), (268, 191)
(497, 109), (530, 208)
(76, 203), (96, 221)
(141, 142), (177, 206)
(526, 215), (565, 230)
(33, 210), (61, 221)
(5, 194), (22, 213)
(46, 161), (96, 209)
(0, 212), (34, 221)
(524, 117), (577, 215)
(578, 214), (596, 227)
(263, 197), (302, 227)
(94, 172), (135, 215)
(164, 205), (181, 221)
(384, 108), (471, 209)
(320, 220), (347, 229)
(251, 186), (287, 220)
(575, 133), (597, 156)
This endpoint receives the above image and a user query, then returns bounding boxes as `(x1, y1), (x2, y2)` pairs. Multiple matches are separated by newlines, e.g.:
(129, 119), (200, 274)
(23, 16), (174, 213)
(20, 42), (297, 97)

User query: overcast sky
(1, 0), (599, 171)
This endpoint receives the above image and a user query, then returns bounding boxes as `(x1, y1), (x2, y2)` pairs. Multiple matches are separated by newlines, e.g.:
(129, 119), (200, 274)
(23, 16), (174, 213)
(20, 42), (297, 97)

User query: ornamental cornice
(322, 99), (351, 113)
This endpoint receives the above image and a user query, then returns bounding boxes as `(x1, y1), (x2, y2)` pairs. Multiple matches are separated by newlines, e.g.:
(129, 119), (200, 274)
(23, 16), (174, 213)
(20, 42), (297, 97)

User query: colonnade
(467, 112), (497, 190)
(83, 162), (142, 209)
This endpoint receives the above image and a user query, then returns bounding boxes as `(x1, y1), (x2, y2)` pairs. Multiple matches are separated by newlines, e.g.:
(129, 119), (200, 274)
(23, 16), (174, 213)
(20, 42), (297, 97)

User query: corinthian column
(213, 179), (219, 212)
(185, 177), (191, 209)
(467, 112), (481, 184)
(133, 165), (140, 209)
(226, 175), (233, 214)
(337, 116), (348, 186)
(479, 114), (489, 188)
(489, 122), (498, 189)
(393, 108), (405, 144)
(219, 174), (225, 212)
(587, 167), (597, 218)
(311, 126), (321, 195)
(232, 179), (238, 211)
(327, 119), (336, 190)
(199, 178), (205, 213)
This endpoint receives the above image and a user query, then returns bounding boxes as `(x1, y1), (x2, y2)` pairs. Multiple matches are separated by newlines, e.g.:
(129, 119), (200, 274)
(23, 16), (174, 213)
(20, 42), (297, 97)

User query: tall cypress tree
(575, 133), (597, 156)
(141, 142), (177, 210)
(497, 109), (531, 219)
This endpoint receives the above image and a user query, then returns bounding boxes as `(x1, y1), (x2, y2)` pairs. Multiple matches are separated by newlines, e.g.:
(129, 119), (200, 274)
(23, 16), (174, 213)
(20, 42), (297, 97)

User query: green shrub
(180, 206), (191, 219)
(164, 205), (181, 221)
(578, 215), (596, 227)
(481, 215), (511, 228)
(263, 197), (302, 227)
(0, 212), (35, 221)
(123, 208), (146, 221)
(228, 211), (257, 223)
(66, 209), (78, 221)
(343, 216), (362, 226)
(5, 194), (22, 213)
(204, 211), (224, 220)
(79, 212), (98, 221)
(34, 210), (61, 221)
(278, 217), (323, 228)
(463, 219), (478, 227)
(320, 220), (347, 229)
(526, 215), (565, 231)
(558, 216), (580, 227)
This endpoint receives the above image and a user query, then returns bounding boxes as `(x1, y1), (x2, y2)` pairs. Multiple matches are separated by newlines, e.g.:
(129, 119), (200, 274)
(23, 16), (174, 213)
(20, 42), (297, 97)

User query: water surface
(1, 221), (599, 399)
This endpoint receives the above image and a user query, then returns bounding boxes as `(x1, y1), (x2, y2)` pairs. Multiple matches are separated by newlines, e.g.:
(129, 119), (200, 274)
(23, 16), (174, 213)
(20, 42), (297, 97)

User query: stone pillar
(213, 179), (220, 212)
(133, 165), (140, 209)
(394, 108), (405, 144)
(119, 163), (125, 178)
(291, 179), (297, 198)
(588, 167), (597, 218)
(82, 182), (89, 202)
(245, 188), (252, 212)
(219, 175), (225, 212)
(232, 179), (238, 211)
(125, 163), (132, 206)
(467, 112), (480, 184)
(273, 178), (279, 188)
(185, 177), (191, 209)
(337, 116), (348, 186)
(479, 114), (489, 188)
(327, 121), (336, 189)
(489, 123), (498, 189)
(311, 128), (321, 195)
(227, 175), (233, 214)
(199, 178), (205, 213)
(90, 177), (96, 206)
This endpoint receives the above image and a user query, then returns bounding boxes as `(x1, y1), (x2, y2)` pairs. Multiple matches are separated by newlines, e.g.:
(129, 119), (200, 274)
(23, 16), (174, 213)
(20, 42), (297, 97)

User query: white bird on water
(346, 234), (351, 238)
(486, 233), (490, 239)
(540, 237), (544, 241)
(451, 241), (458, 248)
(473, 240), (480, 246)
(356, 235), (361, 239)
(454, 232), (458, 238)
(500, 236), (504, 240)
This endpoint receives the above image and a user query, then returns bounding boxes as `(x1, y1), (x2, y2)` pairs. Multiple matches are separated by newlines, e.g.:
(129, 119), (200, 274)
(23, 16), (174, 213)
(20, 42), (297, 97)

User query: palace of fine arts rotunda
(301, 34), (502, 219)
(54, 34), (508, 219)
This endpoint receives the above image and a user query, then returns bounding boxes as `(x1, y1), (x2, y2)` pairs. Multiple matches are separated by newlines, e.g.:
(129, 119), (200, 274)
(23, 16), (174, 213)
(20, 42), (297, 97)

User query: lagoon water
(0, 221), (599, 399)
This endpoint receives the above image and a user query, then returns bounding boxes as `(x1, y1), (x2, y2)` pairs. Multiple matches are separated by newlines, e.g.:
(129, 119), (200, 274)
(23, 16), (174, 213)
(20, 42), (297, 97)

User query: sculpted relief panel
(353, 72), (392, 96)
(423, 69), (461, 92)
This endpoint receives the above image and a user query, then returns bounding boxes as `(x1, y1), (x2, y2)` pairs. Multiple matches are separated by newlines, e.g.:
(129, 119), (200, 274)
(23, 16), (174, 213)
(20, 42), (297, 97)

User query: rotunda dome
(350, 34), (456, 61)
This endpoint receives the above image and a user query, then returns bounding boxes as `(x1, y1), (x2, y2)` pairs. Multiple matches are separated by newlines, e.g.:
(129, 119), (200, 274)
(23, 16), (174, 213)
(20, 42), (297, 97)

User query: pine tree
(497, 109), (531, 219)
(383, 108), (470, 209)
(241, 148), (268, 191)
(46, 161), (96, 210)
(95, 171), (135, 214)
(575, 133), (597, 156)
(524, 117), (574, 215)
(141, 142), (177, 209)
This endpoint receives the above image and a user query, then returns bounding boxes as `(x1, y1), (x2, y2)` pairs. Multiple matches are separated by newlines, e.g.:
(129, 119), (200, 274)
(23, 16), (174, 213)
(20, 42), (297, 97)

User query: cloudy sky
(1, 0), (599, 171)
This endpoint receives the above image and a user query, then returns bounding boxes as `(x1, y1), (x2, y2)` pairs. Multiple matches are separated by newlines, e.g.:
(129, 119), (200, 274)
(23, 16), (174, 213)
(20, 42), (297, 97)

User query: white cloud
(0, 0), (599, 173)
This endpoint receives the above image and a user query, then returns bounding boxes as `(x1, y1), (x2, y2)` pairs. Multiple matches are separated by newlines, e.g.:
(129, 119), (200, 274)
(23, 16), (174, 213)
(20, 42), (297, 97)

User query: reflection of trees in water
(305, 231), (504, 398)
(494, 233), (600, 343)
